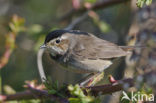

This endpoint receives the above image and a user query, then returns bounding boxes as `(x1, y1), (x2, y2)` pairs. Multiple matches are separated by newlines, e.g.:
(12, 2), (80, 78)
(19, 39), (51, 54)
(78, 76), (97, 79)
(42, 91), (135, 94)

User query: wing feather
(73, 34), (128, 59)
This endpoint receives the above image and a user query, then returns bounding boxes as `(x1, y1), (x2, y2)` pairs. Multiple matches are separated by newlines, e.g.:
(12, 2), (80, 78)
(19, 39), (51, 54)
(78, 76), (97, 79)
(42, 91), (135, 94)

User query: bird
(40, 29), (134, 74)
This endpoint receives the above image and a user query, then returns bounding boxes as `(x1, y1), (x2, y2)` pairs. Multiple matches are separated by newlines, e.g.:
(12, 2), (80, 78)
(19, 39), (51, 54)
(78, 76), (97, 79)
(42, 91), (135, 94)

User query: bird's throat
(50, 52), (62, 61)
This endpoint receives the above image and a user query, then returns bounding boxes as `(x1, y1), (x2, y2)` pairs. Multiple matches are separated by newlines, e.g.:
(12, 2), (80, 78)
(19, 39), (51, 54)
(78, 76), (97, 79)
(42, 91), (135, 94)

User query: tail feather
(119, 46), (145, 51)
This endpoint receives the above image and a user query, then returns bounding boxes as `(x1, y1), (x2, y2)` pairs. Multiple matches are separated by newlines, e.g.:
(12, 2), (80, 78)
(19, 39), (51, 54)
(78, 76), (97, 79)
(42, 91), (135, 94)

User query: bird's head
(40, 29), (89, 57)
(40, 30), (72, 56)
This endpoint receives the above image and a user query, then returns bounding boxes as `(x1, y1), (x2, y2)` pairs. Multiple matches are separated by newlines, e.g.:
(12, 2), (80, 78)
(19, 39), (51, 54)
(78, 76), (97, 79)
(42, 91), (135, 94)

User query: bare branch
(85, 78), (134, 96)
(2, 70), (156, 102)
(64, 12), (88, 30)
(0, 78), (134, 102)
(0, 84), (68, 103)
(60, 0), (130, 21)
(37, 49), (46, 82)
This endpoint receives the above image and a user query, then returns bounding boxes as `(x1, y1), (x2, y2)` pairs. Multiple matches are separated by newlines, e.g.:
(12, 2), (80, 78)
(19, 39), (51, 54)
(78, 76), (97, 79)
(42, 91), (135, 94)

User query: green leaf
(53, 80), (59, 90)
(9, 15), (25, 33)
(136, 0), (152, 8)
(84, 0), (97, 3)
(99, 21), (110, 33)
(48, 89), (57, 94)
(69, 98), (81, 103)
(68, 84), (101, 103)
(20, 99), (40, 103)
(146, 0), (152, 5)
(43, 77), (66, 98)
(3, 85), (16, 94)
(27, 24), (43, 35)
(68, 84), (85, 98)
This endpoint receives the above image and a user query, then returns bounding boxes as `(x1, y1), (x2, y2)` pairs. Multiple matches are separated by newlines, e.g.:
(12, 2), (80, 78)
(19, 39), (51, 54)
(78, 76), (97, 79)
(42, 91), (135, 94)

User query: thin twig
(64, 12), (89, 30)
(37, 49), (46, 82)
(26, 84), (68, 103)
(85, 78), (134, 96)
(0, 84), (69, 103)
(60, 0), (130, 21)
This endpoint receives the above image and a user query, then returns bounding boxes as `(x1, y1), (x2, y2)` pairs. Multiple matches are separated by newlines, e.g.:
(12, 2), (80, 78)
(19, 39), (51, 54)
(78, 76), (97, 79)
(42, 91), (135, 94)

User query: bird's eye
(56, 39), (61, 44)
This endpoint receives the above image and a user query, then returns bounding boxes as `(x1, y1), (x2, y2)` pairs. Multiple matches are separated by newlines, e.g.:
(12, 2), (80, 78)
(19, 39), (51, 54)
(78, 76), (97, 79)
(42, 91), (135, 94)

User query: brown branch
(91, 0), (130, 10)
(0, 91), (34, 101)
(0, 32), (15, 69)
(0, 78), (134, 102)
(26, 84), (68, 103)
(0, 15), (25, 69)
(60, 0), (130, 21)
(2, 70), (156, 101)
(0, 84), (68, 103)
(85, 78), (134, 96)
(64, 12), (88, 30)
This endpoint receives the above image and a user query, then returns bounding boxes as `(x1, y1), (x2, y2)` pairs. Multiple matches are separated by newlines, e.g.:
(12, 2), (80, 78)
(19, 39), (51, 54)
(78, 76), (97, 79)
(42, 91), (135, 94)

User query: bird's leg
(79, 72), (104, 87)
(78, 73), (95, 86)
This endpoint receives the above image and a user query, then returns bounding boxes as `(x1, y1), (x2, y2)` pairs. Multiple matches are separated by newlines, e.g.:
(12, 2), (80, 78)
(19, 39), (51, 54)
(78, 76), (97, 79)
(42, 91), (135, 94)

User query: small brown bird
(40, 29), (133, 74)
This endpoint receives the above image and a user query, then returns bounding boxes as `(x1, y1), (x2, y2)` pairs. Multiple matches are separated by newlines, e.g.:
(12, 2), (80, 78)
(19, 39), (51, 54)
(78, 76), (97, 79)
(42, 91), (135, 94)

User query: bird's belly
(52, 55), (112, 73)
(62, 58), (112, 73)
(55, 59), (94, 73)
(60, 62), (93, 74)
(58, 59), (108, 73)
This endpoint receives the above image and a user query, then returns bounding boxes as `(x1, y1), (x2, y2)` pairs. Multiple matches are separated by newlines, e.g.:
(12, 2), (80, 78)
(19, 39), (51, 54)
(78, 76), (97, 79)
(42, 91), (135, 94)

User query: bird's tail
(119, 46), (145, 51)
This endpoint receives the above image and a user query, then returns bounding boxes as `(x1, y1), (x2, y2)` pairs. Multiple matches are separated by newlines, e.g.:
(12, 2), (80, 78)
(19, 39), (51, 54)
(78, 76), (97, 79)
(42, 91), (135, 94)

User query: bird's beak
(40, 44), (46, 49)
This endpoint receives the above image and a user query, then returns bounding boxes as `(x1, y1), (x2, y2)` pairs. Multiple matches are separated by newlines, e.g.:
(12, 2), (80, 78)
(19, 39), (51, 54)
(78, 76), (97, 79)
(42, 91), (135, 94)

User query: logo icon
(121, 91), (130, 101)
(121, 91), (154, 102)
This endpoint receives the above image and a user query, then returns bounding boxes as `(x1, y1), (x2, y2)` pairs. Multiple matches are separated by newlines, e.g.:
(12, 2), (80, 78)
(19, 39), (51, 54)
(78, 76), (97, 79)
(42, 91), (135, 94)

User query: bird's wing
(68, 58), (112, 73)
(79, 59), (112, 72)
(73, 34), (128, 60)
